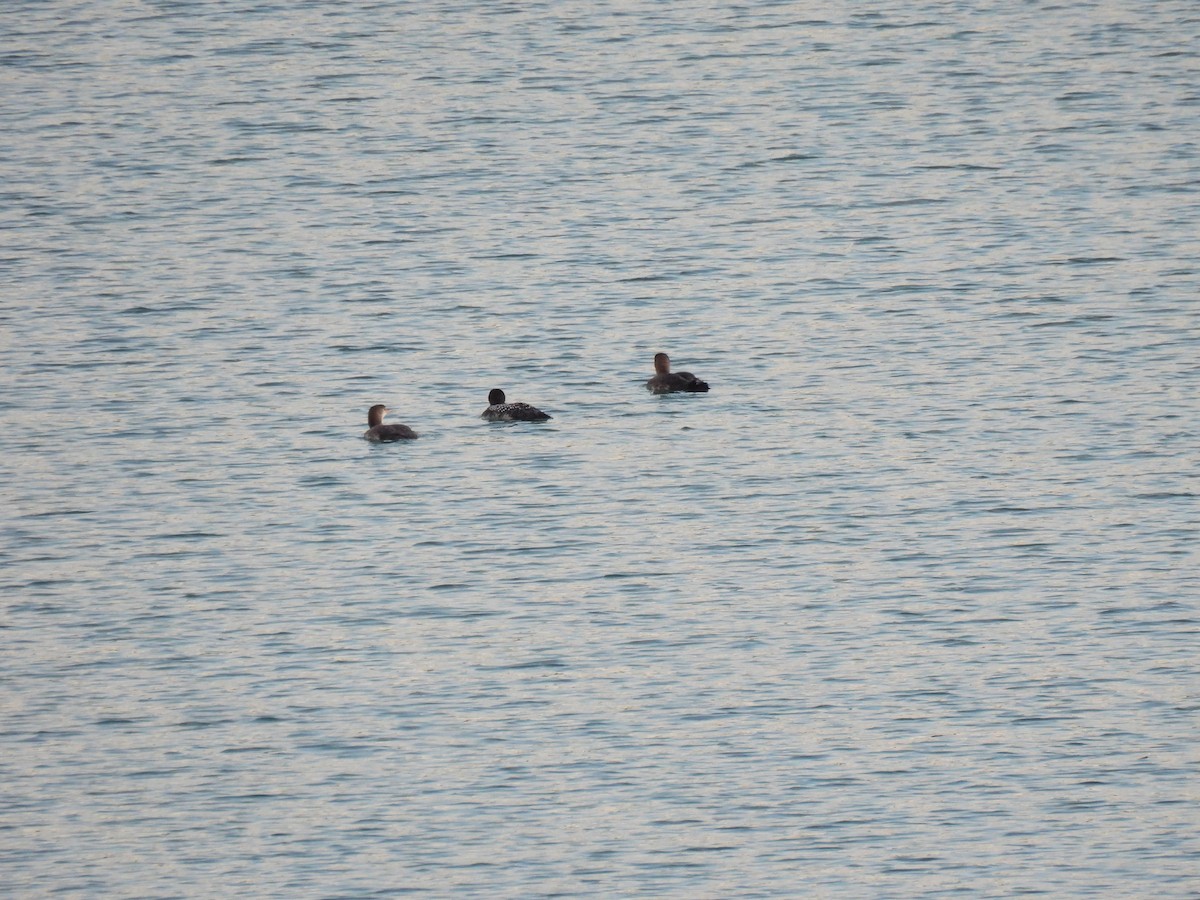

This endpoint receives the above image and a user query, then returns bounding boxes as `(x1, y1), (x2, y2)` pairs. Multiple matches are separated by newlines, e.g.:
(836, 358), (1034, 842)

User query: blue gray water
(3, 1), (1198, 896)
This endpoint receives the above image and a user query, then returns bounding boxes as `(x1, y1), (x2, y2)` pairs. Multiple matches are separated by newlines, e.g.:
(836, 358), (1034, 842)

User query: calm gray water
(2, 1), (1198, 896)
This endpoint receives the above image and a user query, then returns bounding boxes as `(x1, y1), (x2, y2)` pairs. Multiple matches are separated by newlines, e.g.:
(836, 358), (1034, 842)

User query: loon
(645, 352), (709, 394)
(481, 389), (551, 422)
(363, 404), (418, 441)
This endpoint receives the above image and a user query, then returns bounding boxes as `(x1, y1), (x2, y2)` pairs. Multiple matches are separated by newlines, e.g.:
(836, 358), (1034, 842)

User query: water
(2, 1), (1198, 895)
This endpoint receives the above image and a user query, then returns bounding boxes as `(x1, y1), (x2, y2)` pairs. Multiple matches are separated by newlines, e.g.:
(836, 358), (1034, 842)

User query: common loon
(645, 352), (709, 394)
(363, 404), (418, 441)
(481, 388), (552, 422)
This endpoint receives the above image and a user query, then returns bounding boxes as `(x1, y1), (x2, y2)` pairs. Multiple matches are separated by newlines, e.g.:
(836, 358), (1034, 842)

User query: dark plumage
(481, 388), (551, 422)
(363, 404), (418, 441)
(645, 352), (709, 394)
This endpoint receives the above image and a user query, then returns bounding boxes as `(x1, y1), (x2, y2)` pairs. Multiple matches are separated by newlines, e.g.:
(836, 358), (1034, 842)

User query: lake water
(2, 0), (1198, 896)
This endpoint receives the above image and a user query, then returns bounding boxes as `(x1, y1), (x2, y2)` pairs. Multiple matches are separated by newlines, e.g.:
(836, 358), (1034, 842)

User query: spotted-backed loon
(481, 388), (551, 422)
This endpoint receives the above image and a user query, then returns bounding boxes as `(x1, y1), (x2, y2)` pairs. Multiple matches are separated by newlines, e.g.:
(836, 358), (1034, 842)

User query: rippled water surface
(3, 1), (1198, 896)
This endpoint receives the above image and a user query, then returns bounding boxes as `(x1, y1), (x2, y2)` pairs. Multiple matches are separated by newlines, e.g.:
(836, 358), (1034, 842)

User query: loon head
(367, 404), (388, 427)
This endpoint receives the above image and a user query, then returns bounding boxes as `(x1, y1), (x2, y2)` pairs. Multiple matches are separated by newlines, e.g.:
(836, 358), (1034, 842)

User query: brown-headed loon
(363, 404), (418, 441)
(645, 352), (710, 394)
